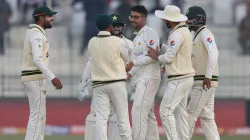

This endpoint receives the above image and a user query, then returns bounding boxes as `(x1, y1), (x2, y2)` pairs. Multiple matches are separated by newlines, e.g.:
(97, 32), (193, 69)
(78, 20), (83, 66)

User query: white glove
(76, 78), (91, 101)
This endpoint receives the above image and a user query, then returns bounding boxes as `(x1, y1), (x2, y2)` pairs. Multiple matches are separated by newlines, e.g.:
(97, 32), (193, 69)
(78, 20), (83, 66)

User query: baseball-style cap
(186, 6), (206, 19)
(110, 14), (125, 25)
(33, 6), (57, 17)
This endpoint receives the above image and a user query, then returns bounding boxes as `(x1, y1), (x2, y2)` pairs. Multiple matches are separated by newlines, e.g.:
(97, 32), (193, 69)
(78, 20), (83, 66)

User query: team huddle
(21, 4), (220, 140)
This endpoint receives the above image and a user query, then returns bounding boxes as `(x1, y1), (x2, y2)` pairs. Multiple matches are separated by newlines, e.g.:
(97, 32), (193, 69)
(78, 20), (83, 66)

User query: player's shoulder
(200, 27), (214, 38)
(170, 31), (184, 41)
(110, 35), (123, 42)
(124, 37), (133, 44)
(145, 26), (158, 35)
(29, 31), (43, 40)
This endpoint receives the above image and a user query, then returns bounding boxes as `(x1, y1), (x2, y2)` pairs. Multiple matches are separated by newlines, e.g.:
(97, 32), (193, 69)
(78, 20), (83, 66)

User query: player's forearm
(158, 50), (177, 64)
(160, 43), (167, 55)
(133, 56), (156, 66)
(128, 66), (139, 76)
(81, 58), (92, 82)
(33, 59), (55, 80)
(205, 50), (218, 78)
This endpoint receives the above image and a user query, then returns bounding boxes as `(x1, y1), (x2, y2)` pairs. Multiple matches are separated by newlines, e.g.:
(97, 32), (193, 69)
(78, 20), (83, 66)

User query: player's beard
(188, 24), (201, 32)
(44, 20), (53, 29)
(112, 29), (123, 37)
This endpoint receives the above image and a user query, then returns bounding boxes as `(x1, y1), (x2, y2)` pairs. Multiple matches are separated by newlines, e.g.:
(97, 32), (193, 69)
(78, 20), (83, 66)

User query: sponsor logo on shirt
(134, 51), (144, 57)
(207, 38), (212, 43)
(149, 40), (154, 45)
(170, 40), (175, 47)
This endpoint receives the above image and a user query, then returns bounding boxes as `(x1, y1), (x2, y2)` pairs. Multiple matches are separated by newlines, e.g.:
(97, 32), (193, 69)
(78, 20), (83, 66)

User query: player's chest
(132, 36), (148, 58)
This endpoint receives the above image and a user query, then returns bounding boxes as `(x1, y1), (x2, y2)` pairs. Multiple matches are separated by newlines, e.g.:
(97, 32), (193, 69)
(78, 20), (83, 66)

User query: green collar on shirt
(169, 22), (187, 34)
(97, 31), (111, 38)
(193, 25), (207, 41)
(28, 24), (46, 35)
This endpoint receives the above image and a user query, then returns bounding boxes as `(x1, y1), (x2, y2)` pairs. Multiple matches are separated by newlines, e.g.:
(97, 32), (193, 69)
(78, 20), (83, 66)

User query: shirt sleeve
(158, 32), (183, 64)
(160, 43), (167, 55)
(126, 39), (139, 76)
(30, 32), (55, 81)
(120, 39), (130, 64)
(80, 57), (92, 83)
(133, 29), (160, 66)
(201, 30), (219, 78)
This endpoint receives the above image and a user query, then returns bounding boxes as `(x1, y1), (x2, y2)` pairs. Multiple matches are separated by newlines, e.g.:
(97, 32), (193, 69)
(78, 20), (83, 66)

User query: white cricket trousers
(93, 81), (132, 140)
(85, 96), (122, 140)
(22, 80), (46, 140)
(132, 78), (161, 140)
(160, 77), (193, 140)
(187, 86), (220, 140)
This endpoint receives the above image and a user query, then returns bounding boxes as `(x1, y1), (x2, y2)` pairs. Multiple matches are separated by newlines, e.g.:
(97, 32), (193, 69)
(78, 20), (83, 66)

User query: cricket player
(76, 14), (134, 140)
(147, 5), (195, 140)
(88, 14), (132, 140)
(126, 5), (161, 140)
(186, 6), (220, 140)
(21, 6), (63, 140)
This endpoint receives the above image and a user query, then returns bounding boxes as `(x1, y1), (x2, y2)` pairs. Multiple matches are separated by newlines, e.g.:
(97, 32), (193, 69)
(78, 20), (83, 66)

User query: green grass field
(1, 135), (250, 140)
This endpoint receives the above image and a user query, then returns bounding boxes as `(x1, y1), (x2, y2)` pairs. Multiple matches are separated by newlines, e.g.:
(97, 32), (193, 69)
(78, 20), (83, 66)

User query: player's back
(88, 33), (126, 83)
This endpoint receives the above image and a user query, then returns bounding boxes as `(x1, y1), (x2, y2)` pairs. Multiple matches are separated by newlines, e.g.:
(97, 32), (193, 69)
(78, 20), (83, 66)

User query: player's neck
(170, 22), (180, 29)
(35, 23), (45, 30)
(194, 26), (203, 33)
(136, 24), (146, 32)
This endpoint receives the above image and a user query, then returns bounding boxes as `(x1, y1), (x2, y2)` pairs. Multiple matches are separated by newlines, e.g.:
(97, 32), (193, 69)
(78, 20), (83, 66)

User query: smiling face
(129, 11), (146, 31)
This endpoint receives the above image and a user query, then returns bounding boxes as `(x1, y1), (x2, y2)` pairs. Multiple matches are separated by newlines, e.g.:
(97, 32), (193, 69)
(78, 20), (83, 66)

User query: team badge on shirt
(207, 38), (212, 43)
(138, 42), (142, 46)
(149, 40), (154, 45)
(170, 40), (175, 47)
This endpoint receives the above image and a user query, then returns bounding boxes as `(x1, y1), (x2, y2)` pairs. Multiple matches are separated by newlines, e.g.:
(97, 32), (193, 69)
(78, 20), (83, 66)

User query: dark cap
(110, 14), (125, 25)
(186, 6), (206, 19)
(96, 14), (113, 31)
(33, 6), (57, 17)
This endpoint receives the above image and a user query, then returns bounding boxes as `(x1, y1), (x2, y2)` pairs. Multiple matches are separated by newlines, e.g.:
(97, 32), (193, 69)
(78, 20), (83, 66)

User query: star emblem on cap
(112, 15), (118, 21)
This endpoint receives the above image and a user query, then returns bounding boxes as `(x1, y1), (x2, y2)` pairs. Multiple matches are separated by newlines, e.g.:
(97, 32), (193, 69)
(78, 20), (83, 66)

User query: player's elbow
(33, 59), (43, 68)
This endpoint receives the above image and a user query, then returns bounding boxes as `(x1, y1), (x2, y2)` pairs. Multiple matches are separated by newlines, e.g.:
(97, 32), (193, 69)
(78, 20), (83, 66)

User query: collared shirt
(30, 25), (55, 80)
(129, 25), (161, 80)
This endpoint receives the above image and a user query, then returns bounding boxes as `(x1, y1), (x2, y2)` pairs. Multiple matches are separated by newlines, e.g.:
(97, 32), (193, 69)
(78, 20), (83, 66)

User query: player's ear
(108, 24), (113, 32)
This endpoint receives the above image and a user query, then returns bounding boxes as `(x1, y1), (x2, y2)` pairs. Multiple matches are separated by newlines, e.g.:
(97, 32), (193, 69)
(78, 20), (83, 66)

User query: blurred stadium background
(1, 0), (250, 139)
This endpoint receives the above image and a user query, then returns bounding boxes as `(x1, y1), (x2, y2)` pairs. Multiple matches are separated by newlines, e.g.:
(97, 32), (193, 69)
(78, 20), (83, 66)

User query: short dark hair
(131, 5), (148, 17)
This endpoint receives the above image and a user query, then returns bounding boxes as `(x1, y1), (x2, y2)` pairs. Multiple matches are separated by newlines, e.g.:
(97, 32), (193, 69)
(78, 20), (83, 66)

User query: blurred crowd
(1, 0), (250, 56)
(0, 0), (186, 56)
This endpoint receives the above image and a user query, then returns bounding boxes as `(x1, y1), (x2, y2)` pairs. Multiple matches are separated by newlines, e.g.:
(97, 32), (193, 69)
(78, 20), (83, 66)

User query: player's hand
(126, 61), (134, 72)
(51, 77), (63, 90)
(147, 46), (159, 60)
(202, 78), (211, 90)
(127, 73), (132, 80)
